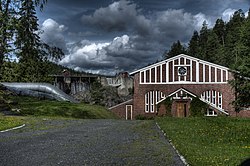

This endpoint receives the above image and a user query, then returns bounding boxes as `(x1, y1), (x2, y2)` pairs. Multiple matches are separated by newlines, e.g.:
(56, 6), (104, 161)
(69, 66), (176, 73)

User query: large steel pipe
(1, 82), (79, 103)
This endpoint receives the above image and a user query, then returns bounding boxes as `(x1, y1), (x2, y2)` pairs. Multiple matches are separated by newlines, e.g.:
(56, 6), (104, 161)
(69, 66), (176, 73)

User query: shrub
(135, 114), (154, 120)
(190, 97), (208, 117)
(157, 97), (172, 117)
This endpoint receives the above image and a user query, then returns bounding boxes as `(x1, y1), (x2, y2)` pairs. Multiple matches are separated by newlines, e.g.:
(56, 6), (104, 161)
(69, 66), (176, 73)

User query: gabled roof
(156, 88), (196, 105)
(167, 87), (197, 98)
(130, 54), (230, 75)
(108, 99), (133, 110)
(155, 87), (229, 115)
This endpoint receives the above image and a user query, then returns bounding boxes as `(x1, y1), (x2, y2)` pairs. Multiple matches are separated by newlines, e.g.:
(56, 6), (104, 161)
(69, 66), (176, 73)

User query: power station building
(110, 54), (250, 119)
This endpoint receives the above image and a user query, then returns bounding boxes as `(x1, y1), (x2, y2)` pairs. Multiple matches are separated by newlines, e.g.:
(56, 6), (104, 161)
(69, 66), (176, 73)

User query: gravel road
(0, 119), (185, 166)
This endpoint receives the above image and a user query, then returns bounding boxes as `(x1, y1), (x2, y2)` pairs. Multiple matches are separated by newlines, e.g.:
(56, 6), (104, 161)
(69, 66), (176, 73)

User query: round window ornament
(178, 67), (187, 75)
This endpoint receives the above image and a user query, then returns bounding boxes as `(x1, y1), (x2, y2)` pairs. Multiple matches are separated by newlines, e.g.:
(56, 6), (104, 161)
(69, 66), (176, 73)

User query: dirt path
(0, 119), (184, 166)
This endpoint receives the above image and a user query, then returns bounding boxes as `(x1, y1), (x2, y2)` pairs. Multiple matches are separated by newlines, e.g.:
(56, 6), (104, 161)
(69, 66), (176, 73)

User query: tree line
(165, 9), (250, 111)
(0, 0), (64, 83)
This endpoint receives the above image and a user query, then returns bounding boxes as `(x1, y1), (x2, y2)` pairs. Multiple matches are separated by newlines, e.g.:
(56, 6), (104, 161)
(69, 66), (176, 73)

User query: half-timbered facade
(110, 54), (250, 119)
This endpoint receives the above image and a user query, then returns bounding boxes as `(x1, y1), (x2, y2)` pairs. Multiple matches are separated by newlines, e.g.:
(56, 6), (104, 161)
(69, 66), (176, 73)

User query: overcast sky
(37, 0), (250, 75)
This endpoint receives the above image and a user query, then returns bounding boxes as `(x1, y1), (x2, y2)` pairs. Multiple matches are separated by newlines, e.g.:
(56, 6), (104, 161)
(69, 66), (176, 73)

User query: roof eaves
(129, 54), (230, 76)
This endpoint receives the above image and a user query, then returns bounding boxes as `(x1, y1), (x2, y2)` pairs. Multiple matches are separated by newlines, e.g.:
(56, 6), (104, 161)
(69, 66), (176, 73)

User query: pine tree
(225, 9), (245, 67)
(13, 0), (63, 82)
(14, 0), (42, 82)
(0, 0), (14, 79)
(199, 21), (209, 60)
(231, 8), (250, 110)
(230, 58), (250, 112)
(0, 0), (47, 78)
(213, 18), (226, 47)
(206, 31), (223, 64)
(164, 40), (186, 58)
(187, 31), (200, 57)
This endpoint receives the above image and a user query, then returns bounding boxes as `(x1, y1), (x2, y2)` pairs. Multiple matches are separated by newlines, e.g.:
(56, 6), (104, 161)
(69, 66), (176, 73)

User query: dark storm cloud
(60, 0), (213, 74)
(81, 0), (152, 34)
(138, 0), (249, 16)
(37, 0), (249, 75)
(155, 9), (198, 41)
(80, 0), (206, 43)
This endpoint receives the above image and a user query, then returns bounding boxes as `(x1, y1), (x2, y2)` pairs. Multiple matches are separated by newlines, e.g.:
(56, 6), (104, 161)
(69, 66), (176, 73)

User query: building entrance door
(176, 102), (187, 117)
(126, 105), (133, 120)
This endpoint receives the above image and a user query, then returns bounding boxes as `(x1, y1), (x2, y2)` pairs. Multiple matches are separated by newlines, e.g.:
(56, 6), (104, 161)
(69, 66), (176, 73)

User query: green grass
(115, 120), (173, 165)
(9, 96), (117, 119)
(0, 114), (25, 131)
(156, 117), (250, 166)
(0, 95), (116, 133)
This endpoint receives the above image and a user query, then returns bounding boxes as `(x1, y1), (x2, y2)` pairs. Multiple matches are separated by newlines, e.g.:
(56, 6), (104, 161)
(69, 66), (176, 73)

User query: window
(201, 90), (223, 110)
(206, 108), (217, 116)
(145, 92), (149, 113)
(145, 91), (165, 113)
(156, 91), (165, 103)
(201, 92), (205, 99)
(218, 92), (222, 108)
(212, 90), (216, 105)
(206, 90), (211, 102)
(178, 66), (187, 75)
(150, 91), (154, 113)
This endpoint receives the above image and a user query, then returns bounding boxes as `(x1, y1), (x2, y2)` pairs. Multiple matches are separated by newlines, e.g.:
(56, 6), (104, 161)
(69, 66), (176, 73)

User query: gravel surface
(0, 119), (185, 166)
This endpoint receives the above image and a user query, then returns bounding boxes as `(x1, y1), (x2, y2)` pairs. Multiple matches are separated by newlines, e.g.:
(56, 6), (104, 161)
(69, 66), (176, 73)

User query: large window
(145, 91), (165, 113)
(201, 90), (223, 109)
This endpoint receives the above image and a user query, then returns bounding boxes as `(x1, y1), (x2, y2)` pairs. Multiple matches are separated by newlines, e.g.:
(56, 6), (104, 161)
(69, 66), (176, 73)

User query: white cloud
(222, 8), (236, 22)
(40, 18), (68, 53)
(106, 35), (130, 52)
(60, 39), (110, 73)
(245, 11), (249, 17)
(194, 12), (212, 28)
(61, 42), (109, 66)
(60, 34), (157, 74)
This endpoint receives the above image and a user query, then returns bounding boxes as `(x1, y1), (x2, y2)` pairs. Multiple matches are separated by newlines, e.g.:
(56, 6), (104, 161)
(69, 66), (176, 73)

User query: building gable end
(131, 54), (231, 84)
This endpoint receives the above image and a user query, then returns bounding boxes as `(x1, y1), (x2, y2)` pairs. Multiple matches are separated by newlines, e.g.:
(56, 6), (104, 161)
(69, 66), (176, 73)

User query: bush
(135, 114), (154, 120)
(71, 110), (96, 119)
(190, 97), (208, 117)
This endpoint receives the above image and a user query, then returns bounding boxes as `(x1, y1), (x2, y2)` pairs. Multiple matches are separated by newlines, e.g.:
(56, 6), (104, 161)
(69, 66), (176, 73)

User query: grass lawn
(156, 117), (250, 166)
(0, 115), (25, 131)
(9, 96), (117, 119)
(0, 96), (117, 131)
